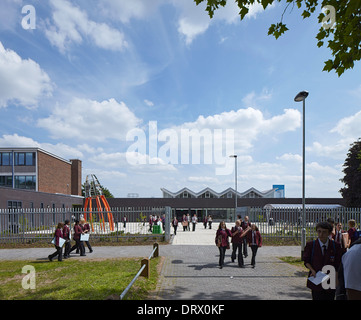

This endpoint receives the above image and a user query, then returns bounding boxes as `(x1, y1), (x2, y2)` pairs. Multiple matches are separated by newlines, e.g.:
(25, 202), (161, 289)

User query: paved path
(0, 223), (311, 300)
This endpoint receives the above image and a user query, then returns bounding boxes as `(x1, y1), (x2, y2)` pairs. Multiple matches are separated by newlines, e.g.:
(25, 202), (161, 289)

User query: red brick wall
(37, 151), (72, 195)
(70, 159), (82, 196)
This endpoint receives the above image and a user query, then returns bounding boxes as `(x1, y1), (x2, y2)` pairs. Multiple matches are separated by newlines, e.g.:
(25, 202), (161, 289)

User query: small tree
(340, 139), (361, 207)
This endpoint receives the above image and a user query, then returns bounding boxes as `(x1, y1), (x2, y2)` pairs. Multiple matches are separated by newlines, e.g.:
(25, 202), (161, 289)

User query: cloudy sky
(1, 0), (360, 198)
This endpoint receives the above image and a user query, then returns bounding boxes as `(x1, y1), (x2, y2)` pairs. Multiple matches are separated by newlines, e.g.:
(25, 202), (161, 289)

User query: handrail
(119, 264), (146, 300)
(119, 243), (159, 300)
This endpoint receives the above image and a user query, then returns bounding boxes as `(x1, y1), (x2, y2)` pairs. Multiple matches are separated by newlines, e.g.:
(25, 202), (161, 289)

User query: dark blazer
(231, 226), (243, 244)
(73, 224), (83, 240)
(216, 228), (232, 247)
(247, 230), (262, 247)
(54, 228), (63, 247)
(63, 224), (71, 240)
(83, 223), (91, 232)
(303, 239), (342, 291)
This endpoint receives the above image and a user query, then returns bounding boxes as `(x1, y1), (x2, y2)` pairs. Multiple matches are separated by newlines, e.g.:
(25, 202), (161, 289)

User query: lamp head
(229, 155), (237, 158)
(294, 91), (309, 102)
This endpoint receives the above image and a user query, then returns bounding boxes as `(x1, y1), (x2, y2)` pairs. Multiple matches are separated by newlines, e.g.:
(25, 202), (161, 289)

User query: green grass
(0, 257), (160, 300)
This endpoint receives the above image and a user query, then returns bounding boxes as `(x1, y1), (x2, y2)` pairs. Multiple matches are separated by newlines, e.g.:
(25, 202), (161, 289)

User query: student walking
(231, 220), (249, 267)
(191, 214), (198, 232)
(63, 219), (72, 259)
(172, 216), (179, 235)
(303, 221), (342, 300)
(208, 215), (213, 229)
(48, 222), (64, 262)
(82, 219), (93, 253)
(241, 216), (251, 258)
(347, 219), (358, 247)
(69, 219), (86, 256)
(215, 221), (232, 269)
(247, 224), (262, 268)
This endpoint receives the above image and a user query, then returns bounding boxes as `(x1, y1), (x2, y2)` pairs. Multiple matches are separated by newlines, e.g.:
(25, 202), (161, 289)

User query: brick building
(0, 148), (83, 209)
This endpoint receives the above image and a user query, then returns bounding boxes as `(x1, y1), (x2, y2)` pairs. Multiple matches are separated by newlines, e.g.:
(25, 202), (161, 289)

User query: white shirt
(318, 238), (329, 255)
(342, 243), (361, 291)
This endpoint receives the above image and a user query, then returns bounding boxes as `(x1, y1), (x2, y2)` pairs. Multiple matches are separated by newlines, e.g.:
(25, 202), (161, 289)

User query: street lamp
(294, 90), (309, 259)
(229, 155), (238, 219)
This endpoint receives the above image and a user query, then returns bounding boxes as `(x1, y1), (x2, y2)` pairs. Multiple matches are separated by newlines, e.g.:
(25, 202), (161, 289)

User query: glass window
(15, 153), (25, 166)
(25, 176), (36, 190)
(0, 176), (12, 187)
(1, 153), (12, 166)
(25, 153), (35, 166)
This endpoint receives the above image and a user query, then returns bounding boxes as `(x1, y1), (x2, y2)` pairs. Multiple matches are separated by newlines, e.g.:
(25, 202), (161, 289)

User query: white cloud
(144, 99), (154, 107)
(330, 110), (361, 139)
(37, 98), (141, 142)
(277, 153), (302, 163)
(0, 134), (83, 159)
(44, 0), (127, 53)
(99, 0), (163, 23)
(179, 106), (301, 152)
(0, 41), (52, 108)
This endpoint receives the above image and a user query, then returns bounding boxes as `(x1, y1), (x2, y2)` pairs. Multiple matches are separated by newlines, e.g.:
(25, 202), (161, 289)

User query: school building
(0, 148), (83, 209)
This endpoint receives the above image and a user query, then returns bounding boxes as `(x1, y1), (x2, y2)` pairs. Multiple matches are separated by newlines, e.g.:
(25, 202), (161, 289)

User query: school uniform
(215, 228), (232, 268)
(348, 227), (358, 246)
(83, 223), (93, 253)
(333, 229), (347, 255)
(69, 224), (86, 256)
(231, 226), (244, 267)
(172, 218), (178, 235)
(48, 228), (64, 261)
(62, 224), (72, 258)
(247, 230), (262, 267)
(303, 238), (342, 300)
(241, 220), (251, 257)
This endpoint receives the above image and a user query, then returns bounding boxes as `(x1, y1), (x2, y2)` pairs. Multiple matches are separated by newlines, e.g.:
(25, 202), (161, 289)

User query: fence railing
(0, 207), (170, 243)
(1, 206), (360, 243)
(119, 243), (159, 300)
(247, 207), (361, 241)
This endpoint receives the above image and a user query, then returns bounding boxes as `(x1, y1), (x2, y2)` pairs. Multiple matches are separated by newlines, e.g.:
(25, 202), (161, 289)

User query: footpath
(0, 223), (311, 300)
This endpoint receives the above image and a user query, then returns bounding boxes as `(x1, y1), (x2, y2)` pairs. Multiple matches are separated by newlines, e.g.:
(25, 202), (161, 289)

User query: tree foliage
(193, 0), (361, 76)
(340, 139), (361, 207)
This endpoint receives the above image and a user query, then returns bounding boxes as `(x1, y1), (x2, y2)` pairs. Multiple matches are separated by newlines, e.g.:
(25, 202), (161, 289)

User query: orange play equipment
(83, 174), (114, 232)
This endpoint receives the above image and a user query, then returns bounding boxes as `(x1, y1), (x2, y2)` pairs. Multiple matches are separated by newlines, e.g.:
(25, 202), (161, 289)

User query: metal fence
(0, 207), (171, 244)
(1, 206), (360, 243)
(247, 207), (361, 241)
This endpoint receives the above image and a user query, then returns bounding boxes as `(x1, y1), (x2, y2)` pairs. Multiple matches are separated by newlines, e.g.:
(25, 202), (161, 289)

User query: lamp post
(229, 155), (238, 220)
(294, 90), (309, 259)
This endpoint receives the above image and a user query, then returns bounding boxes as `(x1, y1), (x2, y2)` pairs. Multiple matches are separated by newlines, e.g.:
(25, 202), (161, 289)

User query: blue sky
(1, 0), (361, 198)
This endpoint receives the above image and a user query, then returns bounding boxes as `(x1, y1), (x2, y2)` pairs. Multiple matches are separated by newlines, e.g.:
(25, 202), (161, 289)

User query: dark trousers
(251, 245), (259, 266)
(64, 240), (71, 257)
(49, 245), (63, 261)
(231, 243), (244, 266)
(173, 225), (178, 235)
(85, 241), (92, 252)
(218, 246), (227, 266)
(192, 223), (196, 231)
(312, 290), (336, 300)
(70, 239), (85, 255)
(242, 237), (248, 257)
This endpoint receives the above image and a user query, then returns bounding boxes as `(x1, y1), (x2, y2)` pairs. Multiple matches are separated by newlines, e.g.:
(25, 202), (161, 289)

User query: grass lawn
(0, 257), (160, 300)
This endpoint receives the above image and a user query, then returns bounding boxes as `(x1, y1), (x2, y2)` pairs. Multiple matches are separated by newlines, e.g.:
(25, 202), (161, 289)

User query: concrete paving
(0, 222), (311, 300)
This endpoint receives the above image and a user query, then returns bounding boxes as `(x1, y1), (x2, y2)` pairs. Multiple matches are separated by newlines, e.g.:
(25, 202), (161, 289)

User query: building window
(15, 175), (36, 190)
(0, 152), (12, 166)
(0, 176), (13, 188)
(8, 201), (22, 209)
(14, 152), (35, 166)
